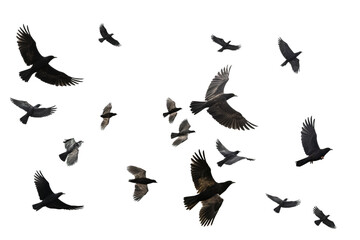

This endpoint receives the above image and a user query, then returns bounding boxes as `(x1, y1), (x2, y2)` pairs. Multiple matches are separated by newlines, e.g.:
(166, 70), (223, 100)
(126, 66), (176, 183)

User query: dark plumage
(99, 24), (120, 46)
(313, 206), (336, 229)
(296, 117), (332, 167)
(211, 35), (240, 52)
(17, 25), (82, 86)
(278, 38), (302, 73)
(171, 119), (195, 146)
(10, 98), (56, 124)
(101, 103), (117, 130)
(127, 166), (157, 201)
(184, 150), (234, 226)
(266, 194), (300, 213)
(163, 98), (182, 123)
(59, 138), (83, 166)
(32, 171), (83, 211)
(216, 139), (254, 167)
(190, 66), (257, 130)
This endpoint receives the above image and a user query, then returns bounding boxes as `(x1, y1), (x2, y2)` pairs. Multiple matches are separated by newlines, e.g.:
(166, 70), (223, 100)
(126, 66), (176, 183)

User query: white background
(1, 0), (359, 239)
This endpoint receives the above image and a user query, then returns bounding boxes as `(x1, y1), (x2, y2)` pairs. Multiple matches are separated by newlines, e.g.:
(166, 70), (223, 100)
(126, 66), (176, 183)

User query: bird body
(59, 138), (83, 166)
(163, 98), (181, 123)
(278, 38), (301, 73)
(171, 119), (195, 146)
(99, 24), (120, 46)
(266, 194), (300, 213)
(211, 35), (240, 52)
(216, 139), (254, 167)
(127, 166), (156, 201)
(313, 206), (336, 228)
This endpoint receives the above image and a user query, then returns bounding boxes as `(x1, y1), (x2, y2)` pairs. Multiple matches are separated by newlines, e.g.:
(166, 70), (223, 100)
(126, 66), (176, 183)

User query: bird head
(151, 179), (157, 183)
(77, 141), (84, 147)
(34, 104), (41, 108)
(234, 150), (240, 154)
(224, 93), (237, 100)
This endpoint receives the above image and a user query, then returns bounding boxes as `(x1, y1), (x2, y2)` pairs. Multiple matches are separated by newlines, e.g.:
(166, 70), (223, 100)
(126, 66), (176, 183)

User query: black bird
(127, 166), (157, 201)
(313, 206), (336, 229)
(211, 35), (240, 52)
(216, 139), (254, 167)
(10, 98), (56, 124)
(59, 138), (83, 166)
(101, 103), (117, 130)
(32, 171), (83, 211)
(17, 25), (82, 86)
(278, 38), (302, 73)
(99, 24), (120, 46)
(163, 98), (182, 123)
(184, 150), (234, 226)
(296, 117), (332, 167)
(190, 66), (257, 130)
(266, 194), (300, 213)
(171, 119), (195, 146)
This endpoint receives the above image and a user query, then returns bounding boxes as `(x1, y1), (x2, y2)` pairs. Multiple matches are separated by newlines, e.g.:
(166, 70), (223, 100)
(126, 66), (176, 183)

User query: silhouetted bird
(32, 171), (83, 211)
(101, 103), (117, 130)
(278, 38), (302, 73)
(190, 66), (257, 130)
(10, 98), (56, 124)
(184, 150), (234, 226)
(296, 117), (332, 167)
(211, 35), (240, 52)
(216, 139), (254, 167)
(163, 98), (181, 123)
(99, 24), (120, 46)
(266, 194), (300, 213)
(59, 138), (83, 166)
(127, 166), (157, 201)
(17, 25), (82, 86)
(313, 206), (336, 229)
(171, 119), (195, 146)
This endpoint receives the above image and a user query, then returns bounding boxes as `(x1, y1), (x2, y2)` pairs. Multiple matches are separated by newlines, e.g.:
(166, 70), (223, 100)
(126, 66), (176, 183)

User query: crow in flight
(101, 103), (117, 130)
(296, 117), (332, 167)
(99, 24), (120, 46)
(17, 25), (83, 86)
(313, 206), (336, 229)
(171, 119), (195, 146)
(211, 35), (240, 52)
(266, 194), (300, 213)
(127, 166), (157, 201)
(184, 150), (234, 226)
(163, 98), (182, 123)
(278, 38), (302, 73)
(10, 98), (56, 124)
(32, 171), (83, 211)
(190, 66), (257, 130)
(216, 139), (254, 167)
(59, 138), (83, 166)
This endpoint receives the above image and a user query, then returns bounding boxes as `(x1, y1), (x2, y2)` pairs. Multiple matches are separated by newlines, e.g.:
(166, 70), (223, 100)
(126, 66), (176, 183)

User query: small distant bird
(32, 171), (83, 211)
(296, 117), (332, 167)
(313, 206), (336, 229)
(99, 24), (120, 46)
(171, 119), (195, 146)
(266, 194), (300, 213)
(190, 66), (257, 130)
(216, 139), (254, 167)
(163, 98), (182, 123)
(17, 25), (82, 86)
(10, 98), (56, 124)
(211, 35), (240, 52)
(127, 166), (157, 201)
(184, 150), (234, 226)
(278, 38), (302, 73)
(101, 103), (117, 130)
(59, 138), (83, 166)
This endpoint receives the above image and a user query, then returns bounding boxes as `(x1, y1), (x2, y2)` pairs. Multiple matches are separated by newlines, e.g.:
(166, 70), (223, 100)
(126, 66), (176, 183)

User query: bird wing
(191, 150), (217, 193)
(133, 184), (149, 201)
(166, 98), (176, 111)
(101, 118), (109, 130)
(313, 206), (326, 219)
(227, 44), (241, 50)
(283, 200), (301, 208)
(46, 199), (83, 210)
(199, 194), (224, 226)
(323, 218), (336, 229)
(66, 148), (79, 166)
(34, 171), (54, 200)
(35, 65), (83, 86)
(17, 25), (43, 65)
(168, 113), (177, 123)
(289, 58), (300, 73)
(179, 119), (191, 132)
(301, 117), (320, 155)
(102, 103), (112, 115)
(205, 66), (231, 101)
(211, 35), (226, 47)
(266, 194), (282, 204)
(10, 98), (33, 112)
(278, 38), (295, 59)
(32, 106), (56, 117)
(64, 138), (76, 150)
(127, 166), (146, 178)
(216, 139), (232, 157)
(99, 24), (109, 37)
(172, 135), (188, 146)
(107, 36), (120, 47)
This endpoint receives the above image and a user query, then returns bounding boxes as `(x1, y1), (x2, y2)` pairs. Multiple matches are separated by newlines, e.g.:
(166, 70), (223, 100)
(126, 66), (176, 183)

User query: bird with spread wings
(278, 38), (302, 73)
(127, 166), (157, 201)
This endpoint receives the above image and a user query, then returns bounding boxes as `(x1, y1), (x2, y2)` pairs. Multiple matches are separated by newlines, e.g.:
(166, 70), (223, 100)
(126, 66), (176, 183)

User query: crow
(313, 206), (336, 229)
(101, 103), (117, 130)
(211, 35), (240, 52)
(216, 139), (254, 167)
(184, 150), (234, 226)
(99, 24), (120, 46)
(10, 98), (56, 124)
(278, 38), (302, 73)
(266, 194), (300, 213)
(17, 25), (83, 86)
(190, 66), (257, 130)
(163, 98), (182, 123)
(296, 117), (332, 167)
(171, 119), (195, 146)
(127, 166), (157, 201)
(32, 171), (83, 211)
(59, 138), (83, 166)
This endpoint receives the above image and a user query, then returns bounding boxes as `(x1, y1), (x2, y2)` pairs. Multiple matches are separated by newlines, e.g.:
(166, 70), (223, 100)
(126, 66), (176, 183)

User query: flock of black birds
(10, 24), (335, 229)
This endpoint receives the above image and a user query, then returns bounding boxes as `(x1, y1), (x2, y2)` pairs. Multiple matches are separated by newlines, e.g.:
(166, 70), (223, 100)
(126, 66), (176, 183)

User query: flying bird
(266, 194), (300, 213)
(59, 138), (83, 166)
(101, 103), (117, 130)
(296, 117), (332, 167)
(10, 98), (56, 124)
(99, 24), (120, 46)
(278, 38), (302, 73)
(171, 119), (195, 146)
(127, 166), (157, 201)
(216, 139), (254, 167)
(163, 98), (182, 123)
(32, 171), (83, 211)
(211, 35), (241, 52)
(184, 150), (234, 226)
(16, 25), (83, 86)
(313, 206), (336, 229)
(190, 66), (257, 130)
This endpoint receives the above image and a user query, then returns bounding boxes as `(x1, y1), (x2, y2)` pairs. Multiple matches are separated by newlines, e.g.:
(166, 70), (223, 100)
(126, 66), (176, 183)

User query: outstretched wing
(64, 138), (76, 150)
(10, 98), (33, 112)
(46, 199), (83, 210)
(278, 38), (295, 59)
(216, 139), (232, 157)
(133, 184), (148, 201)
(323, 218), (336, 229)
(301, 117), (320, 155)
(179, 119), (191, 133)
(313, 206), (326, 218)
(107, 35), (120, 46)
(35, 65), (82, 86)
(17, 25), (43, 65)
(205, 66), (231, 101)
(66, 148), (79, 166)
(227, 44), (241, 50)
(34, 171), (54, 200)
(101, 118), (109, 130)
(127, 166), (146, 178)
(102, 103), (112, 115)
(172, 135), (188, 146)
(199, 194), (224, 226)
(99, 24), (109, 37)
(283, 200), (301, 208)
(211, 35), (226, 47)
(266, 194), (282, 204)
(166, 98), (176, 111)
(32, 106), (56, 117)
(191, 150), (217, 193)
(289, 59), (300, 73)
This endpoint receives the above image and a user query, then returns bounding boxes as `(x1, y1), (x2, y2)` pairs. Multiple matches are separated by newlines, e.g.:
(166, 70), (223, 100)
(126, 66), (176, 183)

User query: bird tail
(246, 158), (255, 161)
(99, 38), (105, 43)
(217, 159), (226, 167)
(296, 157), (310, 167)
(274, 205), (281, 213)
(59, 151), (69, 161)
(20, 113), (30, 124)
(218, 48), (224, 52)
(314, 220), (322, 226)
(280, 60), (288, 67)
(190, 101), (207, 115)
(32, 202), (43, 211)
(171, 133), (178, 139)
(184, 195), (199, 210)
(163, 112), (169, 117)
(19, 68), (33, 82)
